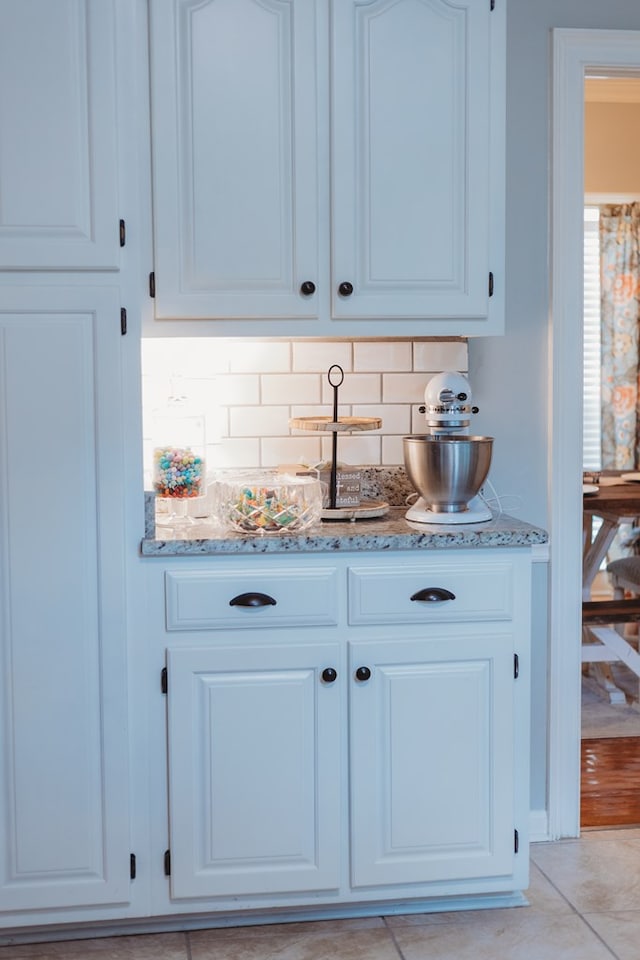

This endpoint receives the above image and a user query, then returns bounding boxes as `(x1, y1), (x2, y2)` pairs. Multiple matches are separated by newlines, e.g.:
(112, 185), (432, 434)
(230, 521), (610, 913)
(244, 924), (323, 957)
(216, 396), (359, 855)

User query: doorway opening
(580, 78), (640, 828)
(551, 29), (640, 839)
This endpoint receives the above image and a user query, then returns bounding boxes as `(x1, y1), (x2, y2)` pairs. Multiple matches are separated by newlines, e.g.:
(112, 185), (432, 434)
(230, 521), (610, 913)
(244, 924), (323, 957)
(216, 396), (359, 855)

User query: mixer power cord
(478, 477), (524, 518)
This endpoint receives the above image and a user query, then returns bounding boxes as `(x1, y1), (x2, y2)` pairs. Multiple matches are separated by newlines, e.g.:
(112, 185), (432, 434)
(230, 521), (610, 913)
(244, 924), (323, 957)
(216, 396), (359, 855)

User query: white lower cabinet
(156, 548), (532, 915)
(349, 633), (516, 888)
(165, 642), (341, 899)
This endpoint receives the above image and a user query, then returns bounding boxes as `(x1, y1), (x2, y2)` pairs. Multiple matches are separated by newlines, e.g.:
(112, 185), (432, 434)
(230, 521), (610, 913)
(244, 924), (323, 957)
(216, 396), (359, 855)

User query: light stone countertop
(141, 467), (548, 557)
(141, 505), (548, 557)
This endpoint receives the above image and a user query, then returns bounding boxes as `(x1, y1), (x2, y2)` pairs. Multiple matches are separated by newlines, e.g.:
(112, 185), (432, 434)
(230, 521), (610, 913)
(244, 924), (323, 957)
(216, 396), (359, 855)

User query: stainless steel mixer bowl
(403, 435), (494, 513)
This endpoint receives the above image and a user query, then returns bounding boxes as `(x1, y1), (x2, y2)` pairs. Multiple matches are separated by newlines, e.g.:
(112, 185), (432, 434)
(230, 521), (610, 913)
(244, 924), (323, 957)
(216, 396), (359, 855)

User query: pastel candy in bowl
(216, 472), (323, 534)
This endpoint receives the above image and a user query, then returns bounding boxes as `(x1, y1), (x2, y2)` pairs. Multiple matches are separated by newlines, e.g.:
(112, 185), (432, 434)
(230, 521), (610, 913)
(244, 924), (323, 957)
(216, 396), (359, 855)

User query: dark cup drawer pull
(410, 587), (456, 603)
(229, 592), (277, 608)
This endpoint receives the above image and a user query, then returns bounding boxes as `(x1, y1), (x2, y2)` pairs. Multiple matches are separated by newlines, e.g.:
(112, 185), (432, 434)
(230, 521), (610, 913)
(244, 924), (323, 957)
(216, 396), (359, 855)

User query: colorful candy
(153, 446), (204, 499)
(225, 485), (309, 532)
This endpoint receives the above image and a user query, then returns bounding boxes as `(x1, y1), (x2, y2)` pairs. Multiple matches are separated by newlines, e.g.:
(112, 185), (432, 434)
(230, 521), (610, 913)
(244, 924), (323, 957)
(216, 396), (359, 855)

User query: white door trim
(550, 28), (640, 839)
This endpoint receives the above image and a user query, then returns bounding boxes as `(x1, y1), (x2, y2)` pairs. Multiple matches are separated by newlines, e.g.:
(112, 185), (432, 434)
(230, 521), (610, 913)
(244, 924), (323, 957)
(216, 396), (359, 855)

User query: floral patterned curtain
(600, 202), (640, 469)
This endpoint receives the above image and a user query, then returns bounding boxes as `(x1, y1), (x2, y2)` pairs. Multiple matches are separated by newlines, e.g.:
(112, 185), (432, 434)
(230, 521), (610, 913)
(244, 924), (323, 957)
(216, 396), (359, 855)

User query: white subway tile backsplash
(141, 337), (231, 376)
(321, 433), (381, 466)
(228, 340), (291, 373)
(413, 340), (468, 372)
(214, 438), (260, 469)
(292, 341), (352, 372)
(230, 405), (291, 437)
(352, 403), (411, 435)
(382, 434), (406, 466)
(353, 341), (411, 372)
(321, 373), (380, 404)
(261, 436), (322, 467)
(290, 403), (351, 422)
(261, 373), (321, 405)
(141, 336), (468, 472)
(383, 372), (433, 403)
(217, 374), (260, 405)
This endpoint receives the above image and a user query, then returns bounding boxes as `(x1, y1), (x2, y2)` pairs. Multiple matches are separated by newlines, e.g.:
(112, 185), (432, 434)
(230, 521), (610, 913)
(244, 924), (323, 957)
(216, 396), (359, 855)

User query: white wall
(585, 101), (640, 193)
(470, 0), (640, 818)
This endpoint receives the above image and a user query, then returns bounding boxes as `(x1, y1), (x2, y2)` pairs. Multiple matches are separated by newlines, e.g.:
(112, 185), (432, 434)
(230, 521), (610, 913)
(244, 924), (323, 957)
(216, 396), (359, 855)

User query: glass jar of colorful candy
(152, 388), (206, 526)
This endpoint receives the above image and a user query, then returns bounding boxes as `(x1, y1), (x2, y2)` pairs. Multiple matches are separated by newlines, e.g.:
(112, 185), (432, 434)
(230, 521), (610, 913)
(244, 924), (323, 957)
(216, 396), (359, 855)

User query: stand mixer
(403, 372), (494, 524)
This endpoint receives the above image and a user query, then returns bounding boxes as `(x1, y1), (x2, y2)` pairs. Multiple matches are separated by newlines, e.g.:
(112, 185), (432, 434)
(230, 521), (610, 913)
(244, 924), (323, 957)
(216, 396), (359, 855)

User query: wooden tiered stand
(289, 415), (388, 520)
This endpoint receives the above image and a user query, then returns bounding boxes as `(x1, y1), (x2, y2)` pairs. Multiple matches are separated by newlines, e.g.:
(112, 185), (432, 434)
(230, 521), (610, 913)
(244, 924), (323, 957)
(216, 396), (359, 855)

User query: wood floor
(581, 736), (640, 827)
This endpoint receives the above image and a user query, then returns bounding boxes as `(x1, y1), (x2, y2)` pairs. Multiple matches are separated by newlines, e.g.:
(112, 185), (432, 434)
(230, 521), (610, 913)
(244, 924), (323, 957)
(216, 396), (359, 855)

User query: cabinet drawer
(165, 567), (339, 631)
(348, 560), (514, 625)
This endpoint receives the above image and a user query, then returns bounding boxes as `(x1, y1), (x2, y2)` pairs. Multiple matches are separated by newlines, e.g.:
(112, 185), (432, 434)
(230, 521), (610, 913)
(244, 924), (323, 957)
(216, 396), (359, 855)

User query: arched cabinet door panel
(149, 0), (323, 320)
(332, 0), (499, 324)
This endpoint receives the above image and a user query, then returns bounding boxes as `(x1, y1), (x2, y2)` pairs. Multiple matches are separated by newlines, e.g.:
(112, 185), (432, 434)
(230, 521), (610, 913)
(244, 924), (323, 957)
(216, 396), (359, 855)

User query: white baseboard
(529, 807), (551, 843)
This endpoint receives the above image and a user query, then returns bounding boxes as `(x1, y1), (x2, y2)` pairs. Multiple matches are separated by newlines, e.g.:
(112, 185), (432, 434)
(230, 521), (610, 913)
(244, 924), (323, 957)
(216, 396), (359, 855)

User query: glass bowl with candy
(215, 471), (322, 535)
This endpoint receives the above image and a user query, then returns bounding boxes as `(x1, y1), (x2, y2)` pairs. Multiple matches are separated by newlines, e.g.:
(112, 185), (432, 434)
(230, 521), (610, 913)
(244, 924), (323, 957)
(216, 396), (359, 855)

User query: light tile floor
(2, 830), (640, 960)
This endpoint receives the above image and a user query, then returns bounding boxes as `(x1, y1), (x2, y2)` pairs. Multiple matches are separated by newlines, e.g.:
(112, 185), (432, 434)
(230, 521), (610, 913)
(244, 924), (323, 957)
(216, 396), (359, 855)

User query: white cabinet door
(332, 0), (497, 323)
(0, 1), (121, 270)
(349, 631), (516, 888)
(148, 0), (504, 333)
(166, 642), (341, 899)
(149, 0), (324, 320)
(0, 287), (130, 913)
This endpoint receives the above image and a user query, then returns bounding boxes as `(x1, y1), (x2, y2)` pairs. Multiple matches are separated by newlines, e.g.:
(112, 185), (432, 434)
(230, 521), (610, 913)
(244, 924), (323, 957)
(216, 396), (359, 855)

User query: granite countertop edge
(141, 505), (549, 557)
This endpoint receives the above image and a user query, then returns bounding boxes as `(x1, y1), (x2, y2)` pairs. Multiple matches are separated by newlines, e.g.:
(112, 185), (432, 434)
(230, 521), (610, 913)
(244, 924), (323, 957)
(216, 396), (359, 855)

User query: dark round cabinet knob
(300, 280), (316, 296)
(355, 666), (371, 683)
(338, 281), (354, 297)
(321, 667), (338, 684)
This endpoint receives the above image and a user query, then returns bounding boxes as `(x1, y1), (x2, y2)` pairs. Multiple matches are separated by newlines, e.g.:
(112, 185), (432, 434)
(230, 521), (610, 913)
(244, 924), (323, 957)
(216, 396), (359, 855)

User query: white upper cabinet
(149, 0), (505, 335)
(0, 0), (121, 271)
(332, 0), (497, 323)
(149, 0), (324, 322)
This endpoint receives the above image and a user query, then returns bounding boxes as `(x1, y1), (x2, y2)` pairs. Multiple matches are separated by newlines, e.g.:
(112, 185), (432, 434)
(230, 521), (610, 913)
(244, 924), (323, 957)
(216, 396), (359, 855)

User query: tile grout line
(577, 914), (625, 960)
(530, 858), (623, 960)
(382, 915), (410, 960)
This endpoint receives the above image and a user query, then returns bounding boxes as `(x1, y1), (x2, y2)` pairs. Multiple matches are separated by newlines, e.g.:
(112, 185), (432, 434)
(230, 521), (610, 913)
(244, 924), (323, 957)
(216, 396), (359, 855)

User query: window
(583, 206), (601, 471)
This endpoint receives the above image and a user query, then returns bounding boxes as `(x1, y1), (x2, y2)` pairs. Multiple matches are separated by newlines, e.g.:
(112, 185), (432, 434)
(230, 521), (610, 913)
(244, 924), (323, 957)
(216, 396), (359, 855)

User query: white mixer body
(405, 371), (492, 524)
(423, 370), (476, 434)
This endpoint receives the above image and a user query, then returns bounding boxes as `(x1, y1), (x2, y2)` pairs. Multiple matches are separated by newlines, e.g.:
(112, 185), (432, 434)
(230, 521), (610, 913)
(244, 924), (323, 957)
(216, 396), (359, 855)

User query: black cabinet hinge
(514, 829), (519, 854)
(488, 271), (494, 297)
(149, 271), (156, 298)
(164, 849), (171, 876)
(514, 653), (519, 679)
(130, 853), (136, 879)
(161, 667), (168, 694)
(490, 0), (495, 9)
(120, 307), (127, 336)
(119, 219), (126, 247)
